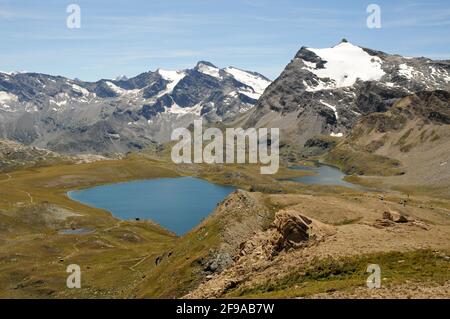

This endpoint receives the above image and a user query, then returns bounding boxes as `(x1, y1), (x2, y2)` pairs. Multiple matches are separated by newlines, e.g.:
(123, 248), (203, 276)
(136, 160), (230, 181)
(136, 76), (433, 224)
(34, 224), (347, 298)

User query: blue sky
(0, 0), (449, 81)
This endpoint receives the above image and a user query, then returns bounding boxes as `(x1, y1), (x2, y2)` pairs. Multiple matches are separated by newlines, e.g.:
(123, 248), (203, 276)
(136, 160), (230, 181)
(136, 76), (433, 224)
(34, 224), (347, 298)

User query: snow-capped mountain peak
(195, 61), (222, 79)
(304, 41), (385, 89)
(247, 39), (450, 148)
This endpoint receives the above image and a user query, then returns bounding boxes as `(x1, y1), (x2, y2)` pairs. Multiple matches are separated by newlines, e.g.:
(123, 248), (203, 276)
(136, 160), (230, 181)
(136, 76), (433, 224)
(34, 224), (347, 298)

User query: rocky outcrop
(383, 210), (408, 223)
(186, 209), (336, 298)
(274, 212), (311, 245)
(239, 209), (335, 258)
(374, 209), (431, 231)
(302, 135), (339, 157)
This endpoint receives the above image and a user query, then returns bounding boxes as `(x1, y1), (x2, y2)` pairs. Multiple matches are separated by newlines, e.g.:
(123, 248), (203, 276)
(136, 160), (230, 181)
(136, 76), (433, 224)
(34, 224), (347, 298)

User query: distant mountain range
(1, 39), (449, 155)
(0, 62), (270, 154)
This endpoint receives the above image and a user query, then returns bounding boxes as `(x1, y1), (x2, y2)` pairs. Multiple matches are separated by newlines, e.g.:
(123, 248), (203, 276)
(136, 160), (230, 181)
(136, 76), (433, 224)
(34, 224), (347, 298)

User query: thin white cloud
(0, 8), (53, 20)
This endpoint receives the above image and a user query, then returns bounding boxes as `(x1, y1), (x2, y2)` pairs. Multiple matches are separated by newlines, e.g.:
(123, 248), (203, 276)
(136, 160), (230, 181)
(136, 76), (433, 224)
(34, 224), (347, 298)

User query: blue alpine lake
(68, 177), (235, 236)
(290, 163), (360, 189)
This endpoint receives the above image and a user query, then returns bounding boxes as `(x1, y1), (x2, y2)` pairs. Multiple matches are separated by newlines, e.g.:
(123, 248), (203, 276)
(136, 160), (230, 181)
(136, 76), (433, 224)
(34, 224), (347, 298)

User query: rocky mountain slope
(324, 90), (450, 191)
(244, 39), (450, 149)
(0, 139), (108, 172)
(0, 62), (270, 154)
(0, 139), (70, 172)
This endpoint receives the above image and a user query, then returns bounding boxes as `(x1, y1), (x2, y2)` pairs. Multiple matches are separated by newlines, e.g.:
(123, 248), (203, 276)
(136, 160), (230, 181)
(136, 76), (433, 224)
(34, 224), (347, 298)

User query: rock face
(244, 40), (450, 149)
(203, 251), (234, 274)
(271, 210), (335, 252)
(0, 62), (271, 154)
(272, 212), (312, 250)
(276, 212), (312, 240)
(239, 209), (335, 260)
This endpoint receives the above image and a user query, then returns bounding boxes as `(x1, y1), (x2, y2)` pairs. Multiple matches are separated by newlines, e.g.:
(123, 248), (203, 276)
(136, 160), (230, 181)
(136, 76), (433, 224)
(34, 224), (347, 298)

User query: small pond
(289, 163), (360, 189)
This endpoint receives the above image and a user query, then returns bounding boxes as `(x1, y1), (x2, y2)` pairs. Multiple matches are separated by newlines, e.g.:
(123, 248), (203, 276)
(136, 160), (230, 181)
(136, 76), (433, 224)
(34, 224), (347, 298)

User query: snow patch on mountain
(238, 88), (260, 100)
(197, 63), (221, 78)
(49, 93), (70, 111)
(0, 91), (18, 103)
(398, 64), (416, 79)
(157, 69), (186, 96)
(25, 104), (38, 113)
(103, 81), (140, 98)
(307, 42), (385, 88)
(430, 66), (450, 82)
(304, 79), (334, 92)
(303, 61), (317, 69)
(105, 81), (126, 95)
(320, 99), (339, 119)
(0, 91), (19, 112)
(330, 132), (343, 137)
(0, 70), (26, 76)
(167, 103), (203, 116)
(224, 67), (271, 95)
(71, 84), (90, 96)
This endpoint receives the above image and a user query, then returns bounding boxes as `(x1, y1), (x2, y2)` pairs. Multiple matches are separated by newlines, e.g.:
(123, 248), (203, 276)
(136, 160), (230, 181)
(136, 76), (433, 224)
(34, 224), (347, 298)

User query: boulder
(383, 210), (408, 223)
(234, 210), (336, 265)
(204, 252), (233, 273)
(274, 211), (312, 243)
(271, 210), (335, 252)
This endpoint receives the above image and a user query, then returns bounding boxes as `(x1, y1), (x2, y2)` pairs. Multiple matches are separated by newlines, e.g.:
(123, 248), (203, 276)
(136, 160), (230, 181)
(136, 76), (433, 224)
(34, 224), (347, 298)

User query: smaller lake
(68, 177), (235, 236)
(290, 163), (359, 189)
